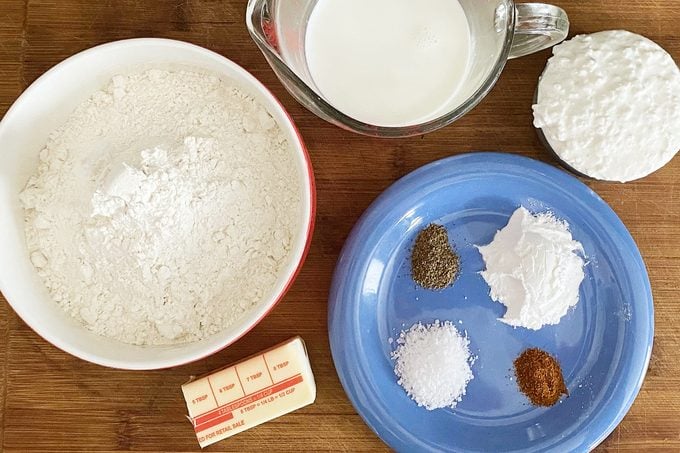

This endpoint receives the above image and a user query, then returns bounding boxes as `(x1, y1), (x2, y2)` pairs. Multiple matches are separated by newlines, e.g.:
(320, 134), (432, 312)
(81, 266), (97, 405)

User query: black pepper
(411, 224), (460, 290)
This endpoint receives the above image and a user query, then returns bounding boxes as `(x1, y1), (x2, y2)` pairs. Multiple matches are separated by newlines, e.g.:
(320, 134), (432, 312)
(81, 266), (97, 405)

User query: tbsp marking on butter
(181, 337), (316, 447)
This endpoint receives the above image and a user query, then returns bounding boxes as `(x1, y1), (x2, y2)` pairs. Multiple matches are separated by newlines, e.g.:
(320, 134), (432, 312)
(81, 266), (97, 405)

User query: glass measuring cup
(246, 0), (569, 137)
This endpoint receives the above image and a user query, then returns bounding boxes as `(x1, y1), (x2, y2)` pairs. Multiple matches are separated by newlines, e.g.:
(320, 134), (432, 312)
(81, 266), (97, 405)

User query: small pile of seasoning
(411, 224), (460, 290)
(513, 348), (568, 407)
(391, 320), (474, 410)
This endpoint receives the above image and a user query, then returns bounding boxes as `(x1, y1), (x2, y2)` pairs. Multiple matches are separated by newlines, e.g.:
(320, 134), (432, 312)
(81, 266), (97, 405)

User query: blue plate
(328, 153), (653, 453)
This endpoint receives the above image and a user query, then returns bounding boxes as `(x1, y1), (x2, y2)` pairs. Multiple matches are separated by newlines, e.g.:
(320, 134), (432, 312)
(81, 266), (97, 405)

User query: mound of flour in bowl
(20, 69), (303, 345)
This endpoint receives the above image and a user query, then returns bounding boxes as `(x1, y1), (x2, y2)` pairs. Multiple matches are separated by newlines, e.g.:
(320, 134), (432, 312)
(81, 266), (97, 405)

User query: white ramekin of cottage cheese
(533, 30), (680, 182)
(0, 39), (315, 370)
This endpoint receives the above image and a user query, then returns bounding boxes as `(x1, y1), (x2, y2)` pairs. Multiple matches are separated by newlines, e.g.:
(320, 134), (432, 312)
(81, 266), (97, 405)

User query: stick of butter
(181, 336), (316, 448)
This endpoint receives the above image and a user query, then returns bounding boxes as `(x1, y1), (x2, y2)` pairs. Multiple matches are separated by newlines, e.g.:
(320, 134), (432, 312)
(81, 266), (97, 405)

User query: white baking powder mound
(478, 207), (585, 330)
(20, 69), (303, 346)
(391, 320), (474, 410)
(533, 30), (680, 182)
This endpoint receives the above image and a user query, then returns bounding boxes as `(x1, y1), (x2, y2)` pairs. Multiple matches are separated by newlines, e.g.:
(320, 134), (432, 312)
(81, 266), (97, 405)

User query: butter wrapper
(181, 336), (316, 448)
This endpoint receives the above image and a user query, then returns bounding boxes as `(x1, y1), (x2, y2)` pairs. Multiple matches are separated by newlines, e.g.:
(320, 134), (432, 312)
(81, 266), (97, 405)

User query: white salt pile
(391, 320), (474, 410)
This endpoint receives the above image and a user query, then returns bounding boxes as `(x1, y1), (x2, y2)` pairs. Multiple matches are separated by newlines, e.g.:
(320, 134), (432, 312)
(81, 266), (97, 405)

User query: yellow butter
(181, 337), (316, 447)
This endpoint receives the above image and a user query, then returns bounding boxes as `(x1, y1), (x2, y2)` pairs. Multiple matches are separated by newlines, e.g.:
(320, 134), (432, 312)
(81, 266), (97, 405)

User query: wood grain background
(0, 1), (678, 451)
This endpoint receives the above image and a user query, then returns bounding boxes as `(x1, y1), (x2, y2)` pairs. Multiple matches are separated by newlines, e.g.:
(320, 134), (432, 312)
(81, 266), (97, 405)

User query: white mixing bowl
(0, 38), (315, 370)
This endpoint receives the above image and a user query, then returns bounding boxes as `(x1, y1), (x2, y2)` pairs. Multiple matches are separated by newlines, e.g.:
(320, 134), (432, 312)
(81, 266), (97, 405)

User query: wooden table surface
(0, 1), (678, 451)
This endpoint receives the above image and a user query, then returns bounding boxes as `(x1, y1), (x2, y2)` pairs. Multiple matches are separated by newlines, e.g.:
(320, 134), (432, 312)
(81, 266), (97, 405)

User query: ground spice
(513, 348), (568, 407)
(411, 224), (460, 290)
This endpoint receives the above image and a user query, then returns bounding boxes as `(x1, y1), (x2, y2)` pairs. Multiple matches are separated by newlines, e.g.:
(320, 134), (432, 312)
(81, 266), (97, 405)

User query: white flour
(478, 207), (585, 330)
(20, 69), (302, 345)
(533, 30), (680, 182)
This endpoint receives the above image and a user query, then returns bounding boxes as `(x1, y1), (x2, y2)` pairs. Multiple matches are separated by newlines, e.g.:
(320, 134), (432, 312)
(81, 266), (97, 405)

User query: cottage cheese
(533, 30), (680, 182)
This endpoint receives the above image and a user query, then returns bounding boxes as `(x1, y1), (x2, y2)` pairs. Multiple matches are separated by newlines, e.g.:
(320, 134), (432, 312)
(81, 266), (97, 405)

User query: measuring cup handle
(508, 3), (569, 59)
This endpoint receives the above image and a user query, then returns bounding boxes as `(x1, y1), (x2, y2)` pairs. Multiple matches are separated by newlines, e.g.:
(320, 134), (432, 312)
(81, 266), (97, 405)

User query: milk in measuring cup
(305, 0), (472, 127)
